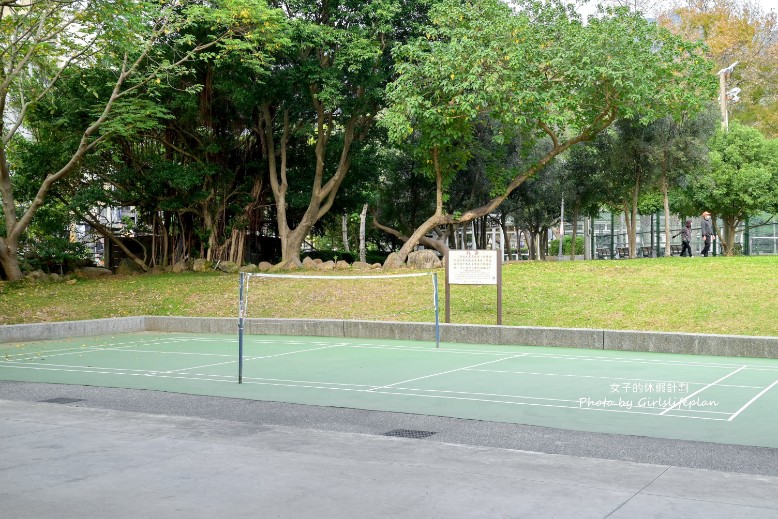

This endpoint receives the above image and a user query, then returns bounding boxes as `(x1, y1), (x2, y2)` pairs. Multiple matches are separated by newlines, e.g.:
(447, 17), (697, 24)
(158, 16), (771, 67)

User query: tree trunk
(526, 231), (533, 260)
(342, 213), (351, 253)
(0, 146), (24, 280)
(622, 204), (631, 257)
(500, 215), (511, 260)
(629, 172), (640, 258)
(661, 160), (672, 257)
(234, 229), (246, 265)
(162, 212), (170, 268)
(0, 237), (22, 281)
(372, 218), (449, 257)
(151, 214), (157, 268)
(514, 226), (521, 259)
(521, 229), (531, 259)
(570, 204), (579, 261)
(394, 146), (445, 262)
(203, 208), (218, 262)
(722, 216), (738, 256)
(263, 101), (357, 267)
(359, 204), (368, 263)
(78, 212), (149, 272)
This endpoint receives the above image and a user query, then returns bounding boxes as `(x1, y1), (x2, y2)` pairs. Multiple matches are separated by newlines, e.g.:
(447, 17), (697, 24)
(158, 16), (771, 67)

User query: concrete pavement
(2, 396), (777, 518)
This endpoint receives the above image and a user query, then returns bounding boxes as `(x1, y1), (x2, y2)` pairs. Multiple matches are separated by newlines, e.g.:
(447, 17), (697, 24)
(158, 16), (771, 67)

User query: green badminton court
(1, 332), (777, 448)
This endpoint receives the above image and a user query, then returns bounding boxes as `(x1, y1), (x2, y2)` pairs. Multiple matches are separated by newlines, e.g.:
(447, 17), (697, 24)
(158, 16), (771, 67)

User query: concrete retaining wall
(0, 317), (146, 343)
(603, 329), (778, 358)
(145, 316), (235, 335)
(1, 316), (777, 358)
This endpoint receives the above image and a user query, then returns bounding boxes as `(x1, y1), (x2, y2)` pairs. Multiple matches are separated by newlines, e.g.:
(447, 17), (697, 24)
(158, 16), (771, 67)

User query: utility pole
(715, 62), (739, 257)
(717, 62), (739, 132)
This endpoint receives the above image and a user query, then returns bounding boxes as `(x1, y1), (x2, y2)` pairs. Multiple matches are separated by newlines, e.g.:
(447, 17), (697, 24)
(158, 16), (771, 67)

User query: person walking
(674, 220), (693, 257)
(700, 211), (715, 257)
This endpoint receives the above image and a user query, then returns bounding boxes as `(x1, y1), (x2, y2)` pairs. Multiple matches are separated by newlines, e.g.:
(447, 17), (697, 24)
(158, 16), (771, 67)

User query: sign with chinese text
(448, 250), (498, 285)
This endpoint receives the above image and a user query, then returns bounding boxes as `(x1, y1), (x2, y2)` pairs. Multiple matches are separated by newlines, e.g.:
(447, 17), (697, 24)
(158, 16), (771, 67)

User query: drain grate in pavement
(383, 429), (437, 439)
(38, 397), (84, 405)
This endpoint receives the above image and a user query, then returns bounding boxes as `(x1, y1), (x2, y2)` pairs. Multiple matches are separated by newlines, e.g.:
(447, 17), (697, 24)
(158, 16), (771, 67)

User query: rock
(272, 259), (302, 271)
(49, 273), (61, 282)
(239, 264), (258, 273)
(74, 267), (113, 279)
(407, 250), (442, 269)
(335, 260), (350, 270)
(371, 263), (382, 269)
(382, 252), (406, 269)
(26, 270), (48, 282)
(150, 266), (166, 275)
(258, 261), (273, 272)
(192, 259), (211, 272)
(352, 261), (371, 270)
(172, 260), (189, 273)
(217, 261), (239, 273)
(66, 279), (77, 285)
(116, 258), (144, 276)
(317, 260), (335, 270)
(164, 265), (174, 273)
(302, 257), (317, 269)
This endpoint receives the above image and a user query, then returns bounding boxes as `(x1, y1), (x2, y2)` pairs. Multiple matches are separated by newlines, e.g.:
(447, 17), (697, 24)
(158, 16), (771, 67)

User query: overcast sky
(574, 0), (778, 18)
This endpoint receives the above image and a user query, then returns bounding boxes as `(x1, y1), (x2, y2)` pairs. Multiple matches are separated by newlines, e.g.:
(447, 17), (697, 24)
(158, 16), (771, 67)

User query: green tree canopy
(379, 0), (715, 262)
(688, 122), (778, 255)
(0, 0), (281, 280)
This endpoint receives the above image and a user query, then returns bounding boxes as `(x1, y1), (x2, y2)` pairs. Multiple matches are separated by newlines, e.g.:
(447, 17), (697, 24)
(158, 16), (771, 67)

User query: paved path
(1, 383), (778, 518)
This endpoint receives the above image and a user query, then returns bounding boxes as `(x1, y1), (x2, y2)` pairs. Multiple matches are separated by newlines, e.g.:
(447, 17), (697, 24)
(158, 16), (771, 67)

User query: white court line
(728, 379), (778, 421)
(334, 343), (778, 372)
(367, 353), (529, 391)
(168, 373), (376, 388)
(367, 388), (731, 421)
(11, 335), (778, 372)
(138, 370), (731, 416)
(121, 368), (731, 420)
(385, 386), (731, 415)
(659, 366), (746, 415)
(0, 360), (170, 374)
(100, 349), (234, 357)
(0, 336), (192, 359)
(507, 353), (775, 371)
(0, 364), (169, 377)
(339, 344), (506, 357)
(465, 368), (766, 389)
(164, 344), (342, 374)
(244, 344), (344, 360)
(9, 338), (197, 360)
(0, 362), (732, 420)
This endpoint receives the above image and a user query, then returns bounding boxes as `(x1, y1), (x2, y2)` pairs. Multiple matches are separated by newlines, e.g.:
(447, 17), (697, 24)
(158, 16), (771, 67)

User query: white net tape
(241, 271), (437, 320)
(244, 272), (431, 280)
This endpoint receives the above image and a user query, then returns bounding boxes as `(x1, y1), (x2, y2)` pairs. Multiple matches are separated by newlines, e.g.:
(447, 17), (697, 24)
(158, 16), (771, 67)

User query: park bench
(596, 247), (610, 260)
(670, 244), (682, 256)
(640, 246), (654, 258)
(616, 247), (630, 259)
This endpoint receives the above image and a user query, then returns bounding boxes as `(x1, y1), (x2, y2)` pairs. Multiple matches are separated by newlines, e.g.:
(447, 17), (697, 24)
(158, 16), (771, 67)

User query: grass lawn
(1, 256), (776, 337)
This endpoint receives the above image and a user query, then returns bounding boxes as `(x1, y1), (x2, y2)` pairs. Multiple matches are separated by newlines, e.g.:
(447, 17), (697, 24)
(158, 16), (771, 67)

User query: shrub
(25, 236), (90, 274)
(548, 236), (584, 256)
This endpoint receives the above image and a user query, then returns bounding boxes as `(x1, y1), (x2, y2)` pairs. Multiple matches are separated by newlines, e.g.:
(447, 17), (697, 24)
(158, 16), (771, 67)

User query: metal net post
(238, 272), (245, 384)
(432, 273), (440, 348)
